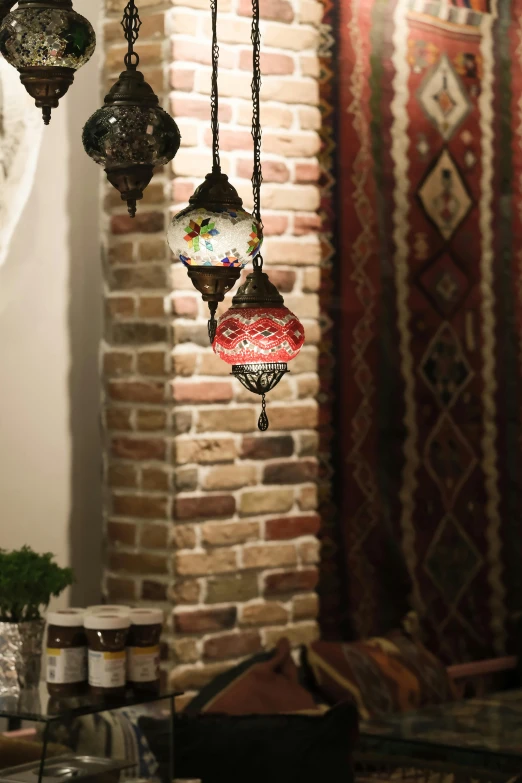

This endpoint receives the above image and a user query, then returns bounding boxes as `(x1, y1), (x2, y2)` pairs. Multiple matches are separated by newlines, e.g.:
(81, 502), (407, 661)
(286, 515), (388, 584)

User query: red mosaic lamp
(213, 263), (305, 430)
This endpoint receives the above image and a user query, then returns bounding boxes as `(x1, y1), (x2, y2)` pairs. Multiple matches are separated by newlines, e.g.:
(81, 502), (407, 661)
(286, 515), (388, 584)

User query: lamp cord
(251, 0), (263, 270)
(122, 0), (141, 69)
(210, 0), (221, 173)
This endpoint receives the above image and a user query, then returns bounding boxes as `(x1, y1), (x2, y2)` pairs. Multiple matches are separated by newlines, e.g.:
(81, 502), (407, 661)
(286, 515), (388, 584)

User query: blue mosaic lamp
(166, 0), (263, 343)
(0, 0), (95, 124)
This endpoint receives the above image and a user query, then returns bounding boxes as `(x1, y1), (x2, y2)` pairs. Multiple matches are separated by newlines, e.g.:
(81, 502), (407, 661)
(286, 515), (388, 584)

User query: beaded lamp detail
(0, 0), (96, 124)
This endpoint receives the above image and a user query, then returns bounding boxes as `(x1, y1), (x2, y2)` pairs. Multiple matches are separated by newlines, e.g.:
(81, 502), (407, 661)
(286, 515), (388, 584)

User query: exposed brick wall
(101, 0), (323, 701)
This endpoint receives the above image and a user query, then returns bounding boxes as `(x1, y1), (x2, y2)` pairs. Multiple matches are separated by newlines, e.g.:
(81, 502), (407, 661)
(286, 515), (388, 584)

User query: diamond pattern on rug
(418, 148), (473, 240)
(420, 322), (472, 408)
(417, 252), (470, 317)
(418, 54), (472, 140)
(425, 413), (477, 510)
(424, 513), (483, 606)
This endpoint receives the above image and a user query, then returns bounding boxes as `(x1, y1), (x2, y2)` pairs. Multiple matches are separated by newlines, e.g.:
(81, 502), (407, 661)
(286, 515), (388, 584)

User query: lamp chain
(251, 0), (263, 270)
(210, 0), (221, 173)
(122, 0), (142, 69)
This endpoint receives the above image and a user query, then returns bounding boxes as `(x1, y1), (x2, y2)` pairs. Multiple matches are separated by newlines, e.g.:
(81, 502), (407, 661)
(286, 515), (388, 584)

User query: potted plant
(0, 546), (74, 696)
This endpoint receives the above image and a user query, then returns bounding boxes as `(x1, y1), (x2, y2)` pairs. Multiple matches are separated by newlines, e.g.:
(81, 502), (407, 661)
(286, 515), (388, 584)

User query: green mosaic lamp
(82, 0), (180, 218)
(0, 0), (96, 125)
(166, 0), (262, 343)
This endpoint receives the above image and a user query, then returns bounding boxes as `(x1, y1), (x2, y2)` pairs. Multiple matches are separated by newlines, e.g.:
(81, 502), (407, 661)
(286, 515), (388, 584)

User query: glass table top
(0, 682), (180, 723)
(360, 689), (522, 759)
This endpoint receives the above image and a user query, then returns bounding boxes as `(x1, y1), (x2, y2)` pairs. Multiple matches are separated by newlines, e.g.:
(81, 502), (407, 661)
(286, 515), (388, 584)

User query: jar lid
(84, 613), (130, 631)
(86, 605), (131, 615)
(129, 608), (164, 626)
(47, 609), (85, 627)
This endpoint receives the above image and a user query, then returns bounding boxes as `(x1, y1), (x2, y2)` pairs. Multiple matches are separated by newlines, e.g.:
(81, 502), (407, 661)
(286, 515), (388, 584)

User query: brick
(204, 128), (252, 152)
(207, 573), (259, 604)
(108, 380), (165, 404)
(142, 580), (168, 601)
(111, 212), (164, 235)
(171, 95), (233, 123)
(174, 607), (237, 634)
(262, 185), (320, 212)
(264, 241), (321, 270)
(170, 65), (195, 91)
(169, 579), (202, 604)
(294, 213), (322, 235)
(107, 242), (134, 264)
(113, 494), (168, 520)
(198, 352), (232, 376)
(106, 408), (132, 431)
(202, 17), (251, 45)
(264, 622), (319, 648)
(172, 524), (197, 549)
(111, 322), (168, 345)
(262, 214), (289, 235)
(169, 8), (201, 34)
(242, 435), (294, 460)
(106, 576), (136, 601)
(170, 663), (231, 692)
(175, 437), (237, 464)
(264, 569), (319, 595)
(196, 70), (252, 100)
(298, 0), (324, 25)
(137, 352), (167, 376)
(112, 437), (166, 461)
(298, 484), (318, 511)
(264, 459), (318, 485)
(297, 375), (320, 399)
(142, 467), (170, 492)
(302, 268), (321, 293)
(141, 523), (169, 548)
(139, 296), (166, 318)
(105, 13), (164, 42)
(171, 295), (198, 318)
(107, 520), (136, 547)
(262, 79), (319, 107)
(109, 551), (168, 575)
(110, 266), (166, 290)
(300, 55), (320, 79)
(139, 239), (166, 262)
(204, 631), (262, 661)
(170, 0), (232, 9)
(104, 351), (134, 376)
(266, 514), (320, 540)
(239, 488), (294, 516)
(197, 407), (256, 433)
(202, 521), (259, 546)
(172, 179), (198, 204)
(107, 296), (134, 318)
(264, 23), (319, 51)
(295, 162), (320, 183)
(266, 269), (296, 293)
(137, 409), (167, 431)
(297, 432), (319, 457)
(172, 379), (234, 403)
(176, 120), (199, 147)
(108, 464), (138, 488)
(237, 103), (293, 129)
(174, 321), (213, 346)
(292, 347), (318, 374)
(243, 544), (297, 569)
(237, 158), (289, 183)
(175, 494), (236, 520)
(298, 106), (322, 131)
(299, 539), (321, 565)
(239, 49), (294, 75)
(241, 602), (288, 626)
(293, 593), (319, 620)
(173, 149), (230, 178)
(172, 638), (200, 664)
(266, 404), (318, 430)
(174, 410), (193, 434)
(172, 38), (235, 68)
(176, 548), (237, 576)
(238, 0), (293, 21)
(106, 42), (162, 72)
(174, 467), (199, 492)
(202, 465), (257, 491)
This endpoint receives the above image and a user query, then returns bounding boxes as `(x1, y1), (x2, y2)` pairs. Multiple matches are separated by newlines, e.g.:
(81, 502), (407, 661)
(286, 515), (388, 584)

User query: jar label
(46, 647), (87, 685)
(88, 649), (126, 689)
(127, 645), (160, 683)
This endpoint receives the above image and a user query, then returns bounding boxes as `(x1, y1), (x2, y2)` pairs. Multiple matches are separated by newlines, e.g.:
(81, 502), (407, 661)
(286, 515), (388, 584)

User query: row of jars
(46, 605), (163, 697)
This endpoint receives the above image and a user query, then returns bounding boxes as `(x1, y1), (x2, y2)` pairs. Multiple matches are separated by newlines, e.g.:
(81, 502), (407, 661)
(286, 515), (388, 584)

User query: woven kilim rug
(319, 0), (522, 662)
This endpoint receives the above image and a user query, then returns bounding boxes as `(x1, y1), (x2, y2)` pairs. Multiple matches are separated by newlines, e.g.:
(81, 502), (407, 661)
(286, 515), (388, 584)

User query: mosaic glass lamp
(0, 0), (95, 124)
(82, 0), (180, 217)
(166, 0), (262, 343)
(213, 264), (305, 431)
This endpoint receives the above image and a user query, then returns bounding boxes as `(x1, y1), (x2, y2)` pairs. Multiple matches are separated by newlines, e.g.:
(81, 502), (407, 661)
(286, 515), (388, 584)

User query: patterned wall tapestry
(319, 0), (522, 663)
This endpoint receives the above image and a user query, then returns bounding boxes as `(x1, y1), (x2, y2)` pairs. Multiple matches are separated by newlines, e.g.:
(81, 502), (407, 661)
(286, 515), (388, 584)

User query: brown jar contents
(84, 612), (130, 697)
(127, 608), (163, 692)
(46, 609), (87, 697)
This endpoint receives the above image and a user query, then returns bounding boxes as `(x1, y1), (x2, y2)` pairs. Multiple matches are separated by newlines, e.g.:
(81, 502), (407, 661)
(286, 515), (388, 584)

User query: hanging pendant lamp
(167, 0), (262, 344)
(0, 0), (96, 124)
(212, 0), (305, 431)
(82, 0), (180, 217)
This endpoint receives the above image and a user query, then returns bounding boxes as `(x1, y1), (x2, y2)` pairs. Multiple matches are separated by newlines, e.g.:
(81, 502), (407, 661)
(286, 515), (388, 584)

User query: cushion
(186, 637), (318, 716)
(303, 631), (455, 720)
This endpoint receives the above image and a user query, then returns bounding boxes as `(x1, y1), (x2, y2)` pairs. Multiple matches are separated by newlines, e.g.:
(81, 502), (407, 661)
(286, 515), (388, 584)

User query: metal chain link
(122, 0), (141, 68)
(251, 0), (263, 270)
(210, 0), (221, 172)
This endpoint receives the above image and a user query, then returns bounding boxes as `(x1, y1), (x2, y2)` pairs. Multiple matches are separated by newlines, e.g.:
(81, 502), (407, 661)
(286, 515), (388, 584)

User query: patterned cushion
(303, 632), (455, 720)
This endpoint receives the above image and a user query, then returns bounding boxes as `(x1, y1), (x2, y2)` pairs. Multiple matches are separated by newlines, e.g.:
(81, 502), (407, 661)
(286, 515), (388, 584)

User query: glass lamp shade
(213, 306), (305, 365)
(168, 205), (262, 269)
(0, 0), (95, 123)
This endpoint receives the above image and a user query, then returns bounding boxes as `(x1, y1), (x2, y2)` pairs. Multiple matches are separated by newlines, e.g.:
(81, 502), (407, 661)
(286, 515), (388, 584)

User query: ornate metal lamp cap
(231, 266), (285, 309)
(18, 1), (73, 7)
(104, 68), (159, 107)
(189, 170), (243, 211)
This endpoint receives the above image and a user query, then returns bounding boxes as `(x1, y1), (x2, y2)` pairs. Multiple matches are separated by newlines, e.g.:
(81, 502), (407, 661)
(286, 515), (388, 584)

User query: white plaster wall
(0, 0), (103, 608)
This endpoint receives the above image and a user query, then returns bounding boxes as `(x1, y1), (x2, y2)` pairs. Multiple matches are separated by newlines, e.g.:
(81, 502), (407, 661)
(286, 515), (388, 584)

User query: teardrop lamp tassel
(258, 393), (269, 432)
